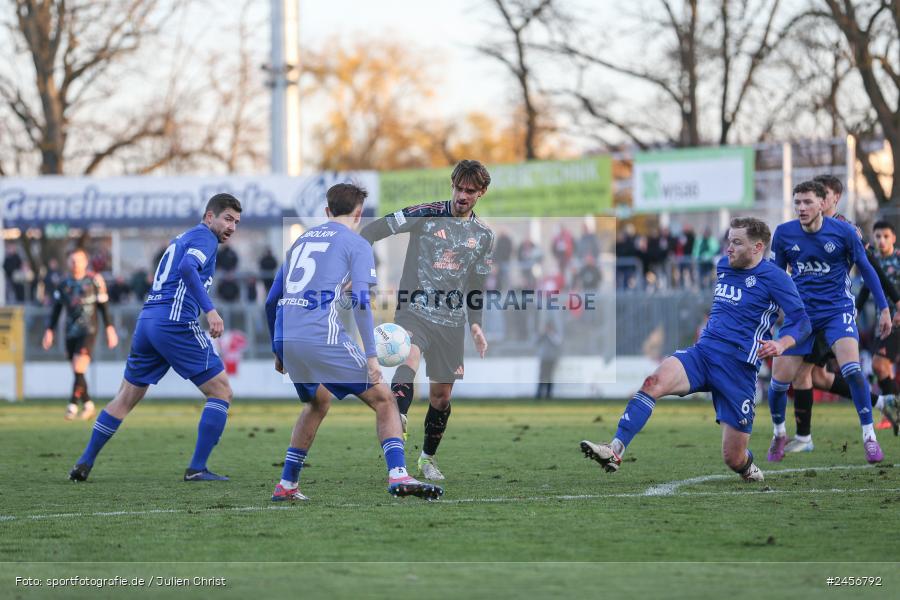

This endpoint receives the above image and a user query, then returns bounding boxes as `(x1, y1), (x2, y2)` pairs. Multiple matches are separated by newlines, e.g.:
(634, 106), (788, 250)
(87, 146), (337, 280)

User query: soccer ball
(374, 323), (411, 368)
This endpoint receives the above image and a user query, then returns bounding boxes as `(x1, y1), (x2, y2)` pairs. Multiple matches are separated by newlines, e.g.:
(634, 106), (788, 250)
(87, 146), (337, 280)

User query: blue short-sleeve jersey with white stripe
(696, 256), (810, 366)
(771, 217), (865, 320)
(142, 224), (218, 323)
(122, 223), (224, 387)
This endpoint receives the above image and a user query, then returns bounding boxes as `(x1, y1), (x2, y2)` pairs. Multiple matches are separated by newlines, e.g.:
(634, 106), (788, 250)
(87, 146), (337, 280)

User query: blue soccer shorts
(124, 318), (224, 387)
(275, 338), (373, 402)
(784, 308), (858, 356)
(673, 344), (759, 433)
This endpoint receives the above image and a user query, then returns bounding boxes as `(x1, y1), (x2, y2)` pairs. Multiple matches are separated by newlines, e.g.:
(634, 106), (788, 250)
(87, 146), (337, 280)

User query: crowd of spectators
(3, 221), (737, 307)
(615, 223), (723, 290)
(2, 242), (282, 307)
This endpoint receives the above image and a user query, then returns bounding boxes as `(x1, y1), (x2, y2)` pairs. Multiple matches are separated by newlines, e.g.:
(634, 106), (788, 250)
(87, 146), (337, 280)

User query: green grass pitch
(1, 399), (899, 598)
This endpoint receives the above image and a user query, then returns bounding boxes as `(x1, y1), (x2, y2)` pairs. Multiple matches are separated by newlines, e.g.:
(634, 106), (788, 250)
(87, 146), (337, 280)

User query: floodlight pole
(781, 142), (793, 224)
(845, 135), (856, 223)
(269, 0), (302, 176)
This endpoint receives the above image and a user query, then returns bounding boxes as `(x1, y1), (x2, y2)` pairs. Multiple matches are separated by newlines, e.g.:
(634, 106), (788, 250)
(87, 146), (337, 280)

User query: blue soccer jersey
(268, 221), (378, 353)
(673, 256), (810, 433)
(142, 224), (219, 322)
(772, 217), (888, 319)
(123, 223), (224, 387)
(697, 256), (811, 365)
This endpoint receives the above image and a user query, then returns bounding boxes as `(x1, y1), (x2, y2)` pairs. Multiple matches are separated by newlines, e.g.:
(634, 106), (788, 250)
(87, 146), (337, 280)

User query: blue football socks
(188, 398), (229, 471)
(381, 437), (407, 478)
(77, 409), (122, 466)
(768, 377), (790, 426)
(281, 447), (307, 485)
(841, 362), (874, 426)
(613, 391), (656, 452)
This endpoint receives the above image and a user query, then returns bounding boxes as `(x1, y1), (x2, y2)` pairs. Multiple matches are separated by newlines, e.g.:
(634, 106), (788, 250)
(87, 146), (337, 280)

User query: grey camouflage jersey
(367, 201), (494, 327)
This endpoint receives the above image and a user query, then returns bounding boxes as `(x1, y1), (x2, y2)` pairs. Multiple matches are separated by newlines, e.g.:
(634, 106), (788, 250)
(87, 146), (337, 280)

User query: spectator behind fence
(576, 222), (600, 263)
(108, 276), (133, 304)
(3, 243), (26, 303)
(674, 224), (696, 287)
(130, 269), (150, 300)
(645, 227), (672, 288)
(615, 227), (638, 289)
(517, 238), (542, 290)
(552, 225), (574, 275)
(536, 319), (563, 399)
(218, 245), (239, 273)
(575, 255), (602, 291)
(259, 248), (278, 294)
(634, 235), (649, 281)
(692, 227), (720, 285)
(217, 274), (240, 303)
(42, 257), (64, 305)
(493, 229), (513, 291)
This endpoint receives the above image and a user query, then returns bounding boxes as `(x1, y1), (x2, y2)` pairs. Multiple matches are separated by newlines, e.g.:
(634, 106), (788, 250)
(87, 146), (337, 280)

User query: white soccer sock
(862, 424), (876, 441)
(874, 396), (885, 411)
(279, 479), (298, 489)
(419, 451), (432, 460)
(774, 423), (786, 437)
(794, 434), (811, 443)
(388, 467), (408, 480)
(611, 438), (625, 456)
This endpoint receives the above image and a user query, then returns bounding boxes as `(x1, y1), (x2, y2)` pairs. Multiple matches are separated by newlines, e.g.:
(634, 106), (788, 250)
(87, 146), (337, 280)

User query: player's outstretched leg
(185, 372), (232, 482)
(581, 390), (654, 473)
(582, 356), (689, 474)
(818, 368), (892, 435)
(68, 379), (147, 481)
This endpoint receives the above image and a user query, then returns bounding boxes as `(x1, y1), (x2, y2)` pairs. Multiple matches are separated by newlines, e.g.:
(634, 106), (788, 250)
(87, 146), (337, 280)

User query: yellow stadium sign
(0, 307), (25, 400)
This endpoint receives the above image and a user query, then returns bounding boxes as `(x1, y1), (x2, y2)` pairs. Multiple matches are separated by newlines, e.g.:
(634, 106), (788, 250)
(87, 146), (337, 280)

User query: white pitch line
(643, 462), (899, 496)
(1, 477), (898, 522)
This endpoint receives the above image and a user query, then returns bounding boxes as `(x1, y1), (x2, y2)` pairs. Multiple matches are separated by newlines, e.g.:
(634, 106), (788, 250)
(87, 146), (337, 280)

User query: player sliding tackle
(766, 181), (892, 463)
(264, 183), (442, 501)
(581, 218), (811, 482)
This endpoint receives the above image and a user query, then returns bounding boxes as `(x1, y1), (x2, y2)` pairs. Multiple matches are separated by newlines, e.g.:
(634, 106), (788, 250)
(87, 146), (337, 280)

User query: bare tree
(549, 0), (799, 149)
(0, 0), (269, 275)
(1, 0), (268, 178)
(820, 0), (900, 204)
(0, 0), (190, 175)
(476, 0), (564, 159)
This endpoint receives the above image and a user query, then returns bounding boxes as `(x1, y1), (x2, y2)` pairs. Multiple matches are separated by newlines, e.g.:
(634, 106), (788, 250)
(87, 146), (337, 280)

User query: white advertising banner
(633, 146), (754, 212)
(0, 172), (379, 228)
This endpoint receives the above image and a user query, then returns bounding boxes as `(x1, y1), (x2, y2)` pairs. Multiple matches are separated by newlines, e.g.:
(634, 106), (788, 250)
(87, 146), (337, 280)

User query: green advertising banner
(379, 157), (613, 217)
(633, 146), (755, 213)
